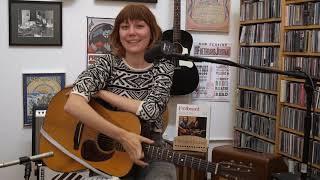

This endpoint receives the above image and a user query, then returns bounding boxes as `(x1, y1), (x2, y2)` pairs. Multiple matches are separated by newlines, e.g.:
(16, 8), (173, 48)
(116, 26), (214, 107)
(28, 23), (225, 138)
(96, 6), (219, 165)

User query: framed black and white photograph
(9, 1), (62, 46)
(23, 73), (65, 127)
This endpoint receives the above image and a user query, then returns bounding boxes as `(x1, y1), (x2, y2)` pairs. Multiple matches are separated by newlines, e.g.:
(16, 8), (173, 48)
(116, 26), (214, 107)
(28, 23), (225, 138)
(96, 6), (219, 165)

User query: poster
(87, 17), (115, 66)
(192, 42), (231, 101)
(186, 0), (230, 32)
(176, 104), (210, 139)
(23, 73), (65, 126)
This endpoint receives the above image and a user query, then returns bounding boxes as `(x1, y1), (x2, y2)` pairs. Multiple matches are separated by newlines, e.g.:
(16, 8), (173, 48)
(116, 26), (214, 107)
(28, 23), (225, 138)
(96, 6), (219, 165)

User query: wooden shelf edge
(281, 102), (320, 113)
(236, 107), (277, 119)
(240, 18), (281, 25)
(279, 152), (302, 161)
(238, 86), (278, 95)
(279, 152), (320, 169)
(279, 127), (320, 141)
(234, 127), (276, 143)
(240, 43), (280, 47)
(283, 52), (320, 57)
(285, 0), (320, 5)
(284, 25), (320, 30)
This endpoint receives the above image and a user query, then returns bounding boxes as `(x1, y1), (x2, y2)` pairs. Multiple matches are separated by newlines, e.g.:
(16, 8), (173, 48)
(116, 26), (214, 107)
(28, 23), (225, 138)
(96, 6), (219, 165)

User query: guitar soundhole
(97, 133), (115, 151)
(173, 42), (183, 54)
(81, 140), (114, 162)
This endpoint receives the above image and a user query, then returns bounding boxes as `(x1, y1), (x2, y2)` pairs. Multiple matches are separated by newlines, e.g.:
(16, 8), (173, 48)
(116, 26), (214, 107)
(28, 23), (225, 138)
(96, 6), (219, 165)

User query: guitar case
(211, 145), (288, 180)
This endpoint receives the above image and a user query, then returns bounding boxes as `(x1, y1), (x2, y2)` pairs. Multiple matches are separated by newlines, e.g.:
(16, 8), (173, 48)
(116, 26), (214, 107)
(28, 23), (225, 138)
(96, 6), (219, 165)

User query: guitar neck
(143, 144), (216, 173)
(173, 0), (181, 43)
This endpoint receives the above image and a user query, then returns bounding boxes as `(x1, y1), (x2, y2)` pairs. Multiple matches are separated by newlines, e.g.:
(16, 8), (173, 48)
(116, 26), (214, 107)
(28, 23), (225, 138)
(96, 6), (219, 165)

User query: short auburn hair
(109, 4), (162, 58)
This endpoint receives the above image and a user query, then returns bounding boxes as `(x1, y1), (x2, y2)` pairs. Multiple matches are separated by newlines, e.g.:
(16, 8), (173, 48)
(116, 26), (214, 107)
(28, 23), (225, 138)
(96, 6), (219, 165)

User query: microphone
(0, 152), (54, 168)
(144, 41), (174, 63)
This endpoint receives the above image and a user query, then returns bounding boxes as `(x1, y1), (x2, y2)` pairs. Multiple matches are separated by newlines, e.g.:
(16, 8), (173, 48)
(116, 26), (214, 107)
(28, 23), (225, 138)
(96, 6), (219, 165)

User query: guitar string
(74, 126), (248, 174)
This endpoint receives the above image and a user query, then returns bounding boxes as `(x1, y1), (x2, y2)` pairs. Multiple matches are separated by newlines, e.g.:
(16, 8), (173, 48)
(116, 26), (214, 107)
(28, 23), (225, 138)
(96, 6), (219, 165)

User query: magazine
(176, 104), (210, 139)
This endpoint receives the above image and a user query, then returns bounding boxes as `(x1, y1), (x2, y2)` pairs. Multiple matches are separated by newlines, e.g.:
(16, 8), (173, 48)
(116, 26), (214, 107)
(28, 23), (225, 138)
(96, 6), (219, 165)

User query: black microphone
(144, 41), (174, 63)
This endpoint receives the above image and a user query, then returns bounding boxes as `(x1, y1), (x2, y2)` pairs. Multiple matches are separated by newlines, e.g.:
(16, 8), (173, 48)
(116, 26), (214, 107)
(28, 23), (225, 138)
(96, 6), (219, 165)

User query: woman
(64, 4), (177, 180)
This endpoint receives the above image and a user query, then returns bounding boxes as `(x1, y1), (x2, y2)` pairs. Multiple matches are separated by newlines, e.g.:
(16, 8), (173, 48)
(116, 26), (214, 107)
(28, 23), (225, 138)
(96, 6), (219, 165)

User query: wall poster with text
(186, 0), (230, 32)
(192, 42), (231, 101)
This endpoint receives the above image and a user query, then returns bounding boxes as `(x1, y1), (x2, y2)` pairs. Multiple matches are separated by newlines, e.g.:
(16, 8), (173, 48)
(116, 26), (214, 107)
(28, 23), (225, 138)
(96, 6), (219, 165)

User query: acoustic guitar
(162, 0), (199, 96)
(39, 88), (253, 179)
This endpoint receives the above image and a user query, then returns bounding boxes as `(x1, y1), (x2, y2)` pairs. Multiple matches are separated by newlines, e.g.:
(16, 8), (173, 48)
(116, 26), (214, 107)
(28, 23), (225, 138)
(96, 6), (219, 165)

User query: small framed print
(9, 1), (62, 46)
(87, 17), (115, 66)
(23, 73), (65, 127)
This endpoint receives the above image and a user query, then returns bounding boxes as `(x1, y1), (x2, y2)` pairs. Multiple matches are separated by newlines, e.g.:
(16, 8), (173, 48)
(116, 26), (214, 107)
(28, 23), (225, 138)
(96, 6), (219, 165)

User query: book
(176, 104), (210, 139)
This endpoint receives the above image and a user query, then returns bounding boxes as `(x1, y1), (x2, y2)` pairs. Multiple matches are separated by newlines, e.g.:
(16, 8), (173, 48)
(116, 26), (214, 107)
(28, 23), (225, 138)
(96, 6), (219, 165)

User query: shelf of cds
(236, 0), (320, 175)
(279, 0), (320, 175)
(235, 0), (282, 153)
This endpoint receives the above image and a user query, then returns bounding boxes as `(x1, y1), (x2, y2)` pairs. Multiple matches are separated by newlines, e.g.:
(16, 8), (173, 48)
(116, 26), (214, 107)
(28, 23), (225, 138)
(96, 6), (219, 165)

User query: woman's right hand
(119, 131), (154, 167)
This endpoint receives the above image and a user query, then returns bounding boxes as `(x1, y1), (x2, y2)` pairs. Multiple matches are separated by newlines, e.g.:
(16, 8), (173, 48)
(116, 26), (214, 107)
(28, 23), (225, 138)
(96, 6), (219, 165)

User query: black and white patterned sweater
(71, 54), (175, 137)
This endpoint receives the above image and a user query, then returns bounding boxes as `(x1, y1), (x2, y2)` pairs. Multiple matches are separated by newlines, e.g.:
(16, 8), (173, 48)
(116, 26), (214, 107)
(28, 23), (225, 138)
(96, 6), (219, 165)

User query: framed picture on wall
(186, 0), (230, 32)
(22, 73), (65, 127)
(87, 17), (115, 66)
(9, 1), (62, 46)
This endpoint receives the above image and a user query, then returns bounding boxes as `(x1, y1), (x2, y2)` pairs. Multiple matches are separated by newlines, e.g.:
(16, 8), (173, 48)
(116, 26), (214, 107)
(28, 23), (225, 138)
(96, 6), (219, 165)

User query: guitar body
(39, 88), (253, 179)
(163, 30), (193, 53)
(39, 88), (140, 177)
(162, 29), (199, 96)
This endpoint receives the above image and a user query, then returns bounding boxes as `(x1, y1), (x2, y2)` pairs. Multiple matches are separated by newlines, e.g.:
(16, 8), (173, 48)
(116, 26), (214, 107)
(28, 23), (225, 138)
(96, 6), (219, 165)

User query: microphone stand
(167, 53), (320, 180)
(0, 152), (53, 180)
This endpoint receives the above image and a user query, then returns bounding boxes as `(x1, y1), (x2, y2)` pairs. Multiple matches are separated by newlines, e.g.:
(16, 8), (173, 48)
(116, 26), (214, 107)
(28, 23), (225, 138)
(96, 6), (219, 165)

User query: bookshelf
(234, 0), (282, 154)
(235, 0), (320, 176)
(278, 0), (320, 175)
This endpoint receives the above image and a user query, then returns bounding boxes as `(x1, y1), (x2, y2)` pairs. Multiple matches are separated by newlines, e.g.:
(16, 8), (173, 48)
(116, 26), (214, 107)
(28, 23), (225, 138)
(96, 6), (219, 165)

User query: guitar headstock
(217, 160), (254, 180)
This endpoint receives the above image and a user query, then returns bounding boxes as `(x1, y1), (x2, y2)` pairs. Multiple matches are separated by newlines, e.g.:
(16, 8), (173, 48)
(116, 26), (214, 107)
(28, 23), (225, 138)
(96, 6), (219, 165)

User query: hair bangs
(117, 5), (152, 25)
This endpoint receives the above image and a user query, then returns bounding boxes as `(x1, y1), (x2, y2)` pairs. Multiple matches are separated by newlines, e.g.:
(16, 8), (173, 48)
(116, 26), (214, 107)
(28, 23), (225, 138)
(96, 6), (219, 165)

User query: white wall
(0, 0), (239, 179)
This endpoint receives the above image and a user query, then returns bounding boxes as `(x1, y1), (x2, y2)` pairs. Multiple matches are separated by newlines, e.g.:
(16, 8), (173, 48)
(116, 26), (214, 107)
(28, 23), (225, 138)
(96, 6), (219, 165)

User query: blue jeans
(86, 133), (176, 180)
(122, 161), (176, 180)
(86, 161), (176, 180)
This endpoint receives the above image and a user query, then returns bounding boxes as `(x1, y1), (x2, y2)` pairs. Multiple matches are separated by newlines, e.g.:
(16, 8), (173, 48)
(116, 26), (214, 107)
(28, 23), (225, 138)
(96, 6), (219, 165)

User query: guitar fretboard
(173, 0), (181, 43)
(143, 144), (216, 173)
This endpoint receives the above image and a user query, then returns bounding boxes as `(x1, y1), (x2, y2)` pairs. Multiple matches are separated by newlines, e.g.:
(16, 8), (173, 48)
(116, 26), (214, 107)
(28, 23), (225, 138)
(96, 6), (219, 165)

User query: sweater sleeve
(137, 59), (175, 126)
(71, 55), (113, 101)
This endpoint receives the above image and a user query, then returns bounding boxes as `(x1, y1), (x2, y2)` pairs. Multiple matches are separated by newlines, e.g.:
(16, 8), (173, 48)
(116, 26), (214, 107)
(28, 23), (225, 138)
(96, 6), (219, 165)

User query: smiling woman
(61, 4), (177, 180)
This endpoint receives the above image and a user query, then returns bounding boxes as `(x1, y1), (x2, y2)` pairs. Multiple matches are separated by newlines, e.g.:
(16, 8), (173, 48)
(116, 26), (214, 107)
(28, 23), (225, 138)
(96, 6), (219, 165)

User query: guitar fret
(157, 147), (161, 160)
(168, 151), (173, 162)
(155, 147), (159, 160)
(206, 161), (209, 172)
(159, 148), (163, 160)
(151, 146), (155, 159)
(146, 145), (150, 156)
(182, 154), (186, 167)
(172, 0), (181, 43)
(191, 156), (194, 169)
